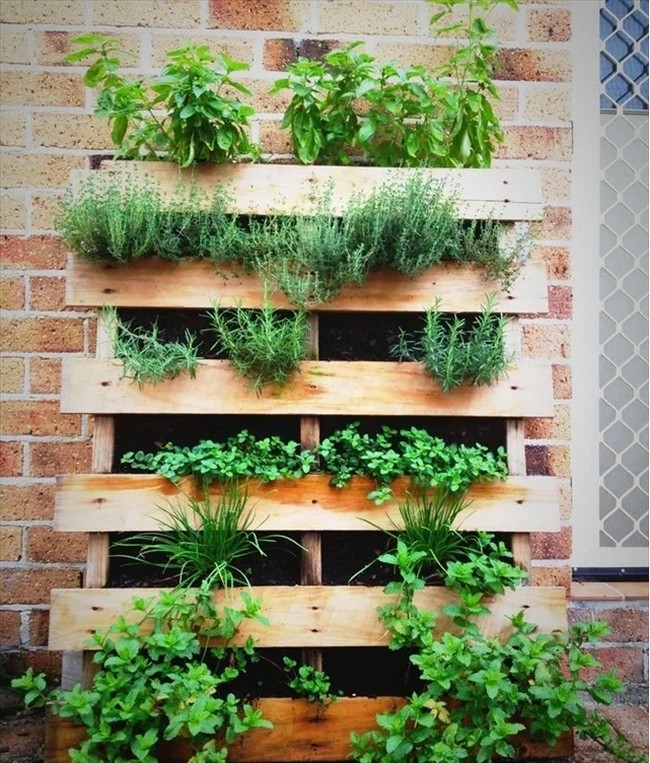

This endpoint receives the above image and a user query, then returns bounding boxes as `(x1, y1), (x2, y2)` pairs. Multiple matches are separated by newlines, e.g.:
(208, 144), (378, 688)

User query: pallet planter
(48, 162), (570, 761)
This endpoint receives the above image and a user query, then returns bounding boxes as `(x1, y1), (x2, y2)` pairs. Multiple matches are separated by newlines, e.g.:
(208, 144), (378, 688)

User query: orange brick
(258, 120), (292, 155)
(29, 276), (69, 311)
(1, 0), (85, 24)
(1, 154), (86, 190)
(552, 363), (571, 400)
(0, 113), (26, 147)
(29, 440), (92, 477)
(32, 114), (113, 151)
(27, 526), (87, 563)
(0, 28), (29, 63)
(526, 444), (570, 477)
(319, 1), (422, 36)
(531, 207), (572, 240)
(0, 610), (21, 647)
(0, 401), (81, 436)
(34, 30), (141, 67)
(373, 41), (452, 70)
(0, 236), (67, 271)
(0, 525), (22, 561)
(29, 357), (62, 395)
(0, 195), (27, 231)
(0, 568), (81, 605)
(244, 78), (292, 114)
(496, 48), (571, 82)
(0, 442), (22, 477)
(0, 484), (55, 521)
(209, 0), (310, 31)
(31, 194), (64, 231)
(0, 357), (24, 393)
(530, 526), (572, 560)
(547, 285), (572, 319)
(531, 564), (571, 591)
(528, 8), (571, 42)
(263, 38), (341, 71)
(0, 317), (84, 352)
(1, 72), (84, 107)
(94, 0), (201, 27)
(499, 126), (572, 161)
(536, 246), (570, 279)
(524, 87), (571, 121)
(522, 322), (570, 359)
(150, 33), (253, 68)
(29, 610), (50, 647)
(0, 276), (25, 309)
(525, 402), (571, 440)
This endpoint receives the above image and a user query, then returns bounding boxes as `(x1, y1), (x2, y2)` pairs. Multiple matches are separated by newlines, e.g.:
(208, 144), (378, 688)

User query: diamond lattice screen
(599, 0), (649, 554)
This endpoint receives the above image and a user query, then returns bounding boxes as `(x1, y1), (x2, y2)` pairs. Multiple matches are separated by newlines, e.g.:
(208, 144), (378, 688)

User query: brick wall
(0, 0), (646, 760)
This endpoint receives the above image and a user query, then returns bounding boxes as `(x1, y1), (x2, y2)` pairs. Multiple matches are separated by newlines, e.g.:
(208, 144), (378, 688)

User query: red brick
(1, 649), (62, 681)
(0, 610), (20, 647)
(495, 48), (571, 82)
(0, 442), (22, 477)
(547, 285), (572, 319)
(0, 401), (81, 437)
(0, 276), (24, 309)
(28, 441), (91, 477)
(528, 8), (572, 42)
(263, 38), (339, 70)
(570, 607), (649, 643)
(526, 444), (570, 477)
(0, 236), (67, 270)
(0, 568), (81, 605)
(536, 246), (570, 279)
(0, 714), (45, 760)
(29, 276), (69, 312)
(574, 706), (648, 763)
(531, 565), (571, 591)
(209, 0), (311, 31)
(0, 317), (84, 352)
(27, 526), (87, 563)
(29, 357), (62, 395)
(531, 526), (572, 560)
(553, 363), (572, 399)
(0, 484), (55, 521)
(525, 403), (570, 439)
(29, 610), (49, 648)
(580, 647), (646, 683)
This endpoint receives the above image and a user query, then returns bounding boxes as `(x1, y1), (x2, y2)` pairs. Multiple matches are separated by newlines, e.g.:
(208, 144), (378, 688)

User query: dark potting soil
(319, 311), (424, 361)
(322, 532), (395, 586)
(323, 648), (422, 697)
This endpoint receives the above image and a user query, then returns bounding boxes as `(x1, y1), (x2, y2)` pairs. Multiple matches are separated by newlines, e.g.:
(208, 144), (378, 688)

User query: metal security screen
(599, 0), (649, 558)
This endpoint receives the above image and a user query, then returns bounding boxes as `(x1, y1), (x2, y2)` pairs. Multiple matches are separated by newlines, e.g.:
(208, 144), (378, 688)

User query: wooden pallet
(49, 163), (570, 761)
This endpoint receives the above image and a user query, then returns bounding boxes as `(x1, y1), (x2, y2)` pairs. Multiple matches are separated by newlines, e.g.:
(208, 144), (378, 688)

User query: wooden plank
(55, 474), (561, 534)
(66, 259), (548, 313)
(45, 701), (572, 763)
(49, 585), (567, 651)
(60, 358), (554, 417)
(85, 163), (544, 220)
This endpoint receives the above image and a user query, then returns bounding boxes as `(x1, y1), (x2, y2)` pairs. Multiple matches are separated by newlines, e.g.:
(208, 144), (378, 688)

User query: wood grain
(60, 359), (554, 417)
(49, 585), (567, 651)
(66, 259), (548, 313)
(45, 702), (572, 763)
(54, 474), (561, 533)
(84, 163), (544, 219)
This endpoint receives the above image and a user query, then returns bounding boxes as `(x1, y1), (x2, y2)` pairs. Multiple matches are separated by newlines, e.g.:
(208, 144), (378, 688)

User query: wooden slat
(60, 358), (554, 417)
(66, 259), (548, 313)
(45, 700), (572, 763)
(85, 163), (544, 220)
(49, 585), (566, 650)
(55, 475), (561, 533)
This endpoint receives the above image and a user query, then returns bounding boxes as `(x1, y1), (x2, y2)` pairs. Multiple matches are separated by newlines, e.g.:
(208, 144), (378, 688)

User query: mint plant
(350, 535), (644, 763)
(67, 35), (258, 166)
(12, 586), (272, 763)
(282, 657), (341, 707)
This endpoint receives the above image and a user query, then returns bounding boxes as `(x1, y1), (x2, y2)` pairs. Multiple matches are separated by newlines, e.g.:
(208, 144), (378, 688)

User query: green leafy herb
(282, 657), (341, 707)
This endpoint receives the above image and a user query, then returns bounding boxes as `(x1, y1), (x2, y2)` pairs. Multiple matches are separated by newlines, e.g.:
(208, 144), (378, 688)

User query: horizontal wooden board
(45, 700), (573, 763)
(49, 585), (567, 650)
(87, 162), (544, 220)
(60, 359), (554, 417)
(66, 259), (548, 312)
(55, 474), (561, 533)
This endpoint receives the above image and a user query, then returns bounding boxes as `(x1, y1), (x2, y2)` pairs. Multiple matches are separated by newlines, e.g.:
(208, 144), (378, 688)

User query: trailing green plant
(210, 301), (308, 391)
(11, 585), (272, 763)
(316, 423), (507, 503)
(350, 536), (644, 763)
(271, 0), (518, 168)
(121, 430), (315, 485)
(116, 485), (297, 589)
(392, 295), (512, 391)
(282, 657), (341, 707)
(104, 306), (198, 386)
(66, 35), (258, 166)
